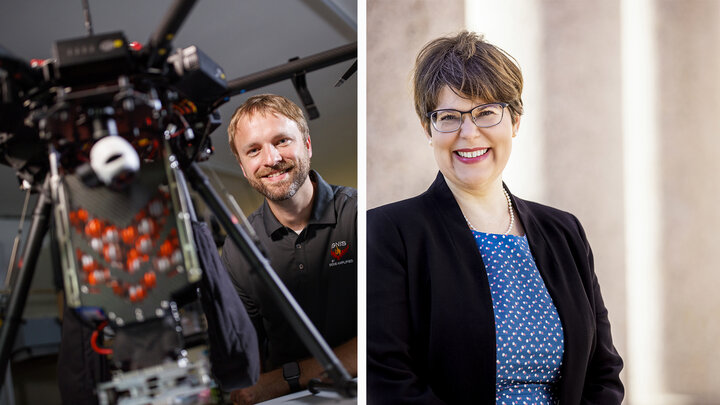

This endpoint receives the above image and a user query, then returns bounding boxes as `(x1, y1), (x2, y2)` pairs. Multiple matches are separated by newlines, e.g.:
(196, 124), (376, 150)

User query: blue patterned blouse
(472, 230), (565, 405)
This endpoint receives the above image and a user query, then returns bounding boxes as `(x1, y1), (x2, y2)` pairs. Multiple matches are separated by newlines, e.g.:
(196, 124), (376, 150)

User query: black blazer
(367, 173), (623, 404)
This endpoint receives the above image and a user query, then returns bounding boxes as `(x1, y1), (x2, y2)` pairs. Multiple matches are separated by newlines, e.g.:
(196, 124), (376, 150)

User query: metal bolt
(189, 267), (201, 279)
(123, 99), (135, 112)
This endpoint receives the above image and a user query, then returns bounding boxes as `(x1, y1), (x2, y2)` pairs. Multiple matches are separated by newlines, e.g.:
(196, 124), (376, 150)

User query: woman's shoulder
(514, 196), (584, 229)
(368, 192), (433, 225)
(367, 192), (444, 256)
(369, 172), (454, 218)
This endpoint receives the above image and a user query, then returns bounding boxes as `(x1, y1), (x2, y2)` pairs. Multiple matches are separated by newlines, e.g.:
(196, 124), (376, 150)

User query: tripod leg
(0, 177), (52, 391)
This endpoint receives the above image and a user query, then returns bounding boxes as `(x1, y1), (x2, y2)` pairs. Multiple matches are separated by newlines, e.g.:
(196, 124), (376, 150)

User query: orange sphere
(81, 255), (96, 272)
(159, 240), (174, 257)
(136, 235), (152, 255)
(143, 271), (157, 288)
(85, 219), (103, 238)
(121, 226), (137, 245)
(69, 211), (79, 226)
(77, 209), (89, 222)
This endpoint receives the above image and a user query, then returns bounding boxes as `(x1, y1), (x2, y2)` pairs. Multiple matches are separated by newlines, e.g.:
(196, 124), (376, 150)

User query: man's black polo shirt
(221, 170), (357, 370)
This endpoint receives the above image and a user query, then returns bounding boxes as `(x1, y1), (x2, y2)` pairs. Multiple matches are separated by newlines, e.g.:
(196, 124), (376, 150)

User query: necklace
(463, 188), (515, 235)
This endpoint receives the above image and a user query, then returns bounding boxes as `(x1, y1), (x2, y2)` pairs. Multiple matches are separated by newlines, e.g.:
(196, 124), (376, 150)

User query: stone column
(367, 0), (465, 209)
(655, 0), (720, 403)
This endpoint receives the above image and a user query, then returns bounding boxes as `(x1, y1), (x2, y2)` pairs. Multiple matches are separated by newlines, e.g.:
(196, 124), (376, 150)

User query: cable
(91, 320), (113, 355)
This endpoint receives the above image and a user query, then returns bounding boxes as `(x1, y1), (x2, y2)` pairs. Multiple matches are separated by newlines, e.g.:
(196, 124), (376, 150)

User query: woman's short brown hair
(227, 94), (309, 161)
(413, 31), (524, 135)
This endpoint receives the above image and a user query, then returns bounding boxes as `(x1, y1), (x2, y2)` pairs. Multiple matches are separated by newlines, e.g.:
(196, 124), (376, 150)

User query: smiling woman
(367, 31), (624, 405)
(426, 86), (518, 202)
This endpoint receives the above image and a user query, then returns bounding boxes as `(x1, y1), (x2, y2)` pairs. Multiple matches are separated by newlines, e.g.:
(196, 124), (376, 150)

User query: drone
(0, 0), (357, 403)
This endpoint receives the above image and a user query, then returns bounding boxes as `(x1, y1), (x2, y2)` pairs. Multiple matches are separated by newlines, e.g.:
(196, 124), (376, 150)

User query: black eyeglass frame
(425, 102), (510, 133)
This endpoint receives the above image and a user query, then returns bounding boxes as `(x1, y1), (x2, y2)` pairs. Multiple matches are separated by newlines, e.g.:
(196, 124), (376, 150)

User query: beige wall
(367, 0), (720, 403)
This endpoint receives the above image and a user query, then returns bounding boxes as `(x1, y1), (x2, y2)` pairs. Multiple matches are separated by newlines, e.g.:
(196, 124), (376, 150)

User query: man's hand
(298, 337), (357, 386)
(229, 337), (357, 404)
(229, 387), (255, 405)
(229, 368), (286, 405)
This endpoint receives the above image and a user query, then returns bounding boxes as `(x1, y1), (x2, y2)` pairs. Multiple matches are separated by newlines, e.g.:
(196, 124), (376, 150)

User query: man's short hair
(413, 31), (524, 135)
(228, 94), (310, 161)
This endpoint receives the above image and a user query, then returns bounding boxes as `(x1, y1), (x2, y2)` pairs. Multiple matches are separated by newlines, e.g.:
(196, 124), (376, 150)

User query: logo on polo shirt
(330, 241), (349, 259)
(329, 240), (353, 267)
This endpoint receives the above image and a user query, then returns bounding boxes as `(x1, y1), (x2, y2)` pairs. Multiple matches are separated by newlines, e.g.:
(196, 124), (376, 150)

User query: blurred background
(367, 0), (720, 404)
(0, 1), (356, 403)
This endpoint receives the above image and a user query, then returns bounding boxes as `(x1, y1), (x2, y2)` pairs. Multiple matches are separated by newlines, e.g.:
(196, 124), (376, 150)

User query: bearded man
(221, 94), (357, 404)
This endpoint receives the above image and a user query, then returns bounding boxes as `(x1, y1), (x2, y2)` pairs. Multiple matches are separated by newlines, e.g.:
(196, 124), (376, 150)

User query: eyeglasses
(426, 102), (509, 133)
